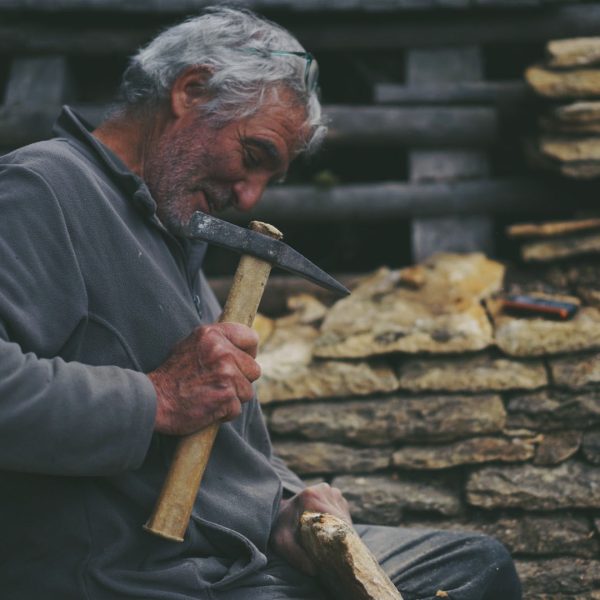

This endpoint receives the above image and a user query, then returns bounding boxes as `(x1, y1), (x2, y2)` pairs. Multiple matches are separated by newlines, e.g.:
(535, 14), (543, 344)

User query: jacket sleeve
(0, 164), (156, 476)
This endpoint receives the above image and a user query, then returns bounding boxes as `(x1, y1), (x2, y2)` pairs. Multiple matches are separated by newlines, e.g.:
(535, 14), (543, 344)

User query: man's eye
(244, 148), (260, 168)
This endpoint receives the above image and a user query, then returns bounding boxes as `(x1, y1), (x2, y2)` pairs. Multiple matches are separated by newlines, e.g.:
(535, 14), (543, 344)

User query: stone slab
(272, 441), (390, 474)
(405, 514), (599, 558)
(396, 353), (547, 392)
(257, 324), (398, 403)
(269, 394), (506, 445)
(526, 64), (600, 98)
(507, 390), (600, 430)
(489, 297), (600, 356)
(466, 462), (600, 510)
(547, 37), (600, 68)
(582, 430), (600, 464)
(391, 436), (535, 470)
(332, 475), (462, 523)
(506, 217), (600, 239)
(553, 100), (600, 123)
(520, 231), (600, 260)
(540, 135), (600, 163)
(314, 254), (504, 359)
(533, 431), (582, 465)
(516, 558), (600, 595)
(550, 350), (600, 388)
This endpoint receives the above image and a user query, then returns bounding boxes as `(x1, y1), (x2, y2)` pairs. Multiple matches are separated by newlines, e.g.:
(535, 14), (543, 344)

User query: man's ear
(170, 66), (213, 118)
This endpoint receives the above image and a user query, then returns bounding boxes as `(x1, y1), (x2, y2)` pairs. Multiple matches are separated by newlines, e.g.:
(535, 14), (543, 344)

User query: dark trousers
(213, 525), (522, 600)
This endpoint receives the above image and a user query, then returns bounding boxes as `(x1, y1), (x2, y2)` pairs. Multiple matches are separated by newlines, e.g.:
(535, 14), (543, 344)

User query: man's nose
(232, 175), (269, 212)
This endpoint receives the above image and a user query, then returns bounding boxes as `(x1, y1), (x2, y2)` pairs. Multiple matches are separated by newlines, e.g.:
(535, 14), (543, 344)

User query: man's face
(143, 90), (308, 232)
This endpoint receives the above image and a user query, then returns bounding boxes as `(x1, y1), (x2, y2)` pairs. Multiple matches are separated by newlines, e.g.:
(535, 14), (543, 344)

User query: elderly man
(0, 7), (520, 600)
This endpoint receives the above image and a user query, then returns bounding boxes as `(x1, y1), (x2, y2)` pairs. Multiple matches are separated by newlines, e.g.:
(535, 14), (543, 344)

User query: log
(375, 80), (531, 106)
(1, 6), (600, 53)
(221, 177), (598, 222)
(0, 104), (496, 149)
(298, 512), (403, 600)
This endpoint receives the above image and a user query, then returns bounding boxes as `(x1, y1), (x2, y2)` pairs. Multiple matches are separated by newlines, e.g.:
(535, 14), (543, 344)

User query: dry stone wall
(257, 252), (600, 599)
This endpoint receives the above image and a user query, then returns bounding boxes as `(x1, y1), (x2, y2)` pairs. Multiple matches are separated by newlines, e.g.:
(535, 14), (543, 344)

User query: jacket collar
(52, 105), (157, 215)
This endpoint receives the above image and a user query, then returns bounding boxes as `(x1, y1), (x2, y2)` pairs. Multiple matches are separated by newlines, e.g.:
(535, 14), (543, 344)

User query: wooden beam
(0, 0), (591, 12)
(0, 104), (497, 148)
(374, 81), (531, 106)
(222, 177), (597, 222)
(0, 5), (599, 53)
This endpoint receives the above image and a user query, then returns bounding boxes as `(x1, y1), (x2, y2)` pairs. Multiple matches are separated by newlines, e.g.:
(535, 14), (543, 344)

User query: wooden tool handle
(144, 221), (283, 542)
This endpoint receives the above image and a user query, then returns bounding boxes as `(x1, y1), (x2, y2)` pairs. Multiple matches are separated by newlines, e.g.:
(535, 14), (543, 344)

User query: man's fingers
(217, 321), (260, 357)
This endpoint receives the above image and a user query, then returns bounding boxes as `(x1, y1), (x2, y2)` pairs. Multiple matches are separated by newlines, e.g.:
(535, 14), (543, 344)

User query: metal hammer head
(177, 212), (350, 296)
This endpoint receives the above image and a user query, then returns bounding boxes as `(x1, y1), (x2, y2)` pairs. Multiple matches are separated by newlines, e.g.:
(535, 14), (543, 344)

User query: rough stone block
(516, 558), (600, 596)
(391, 436), (535, 470)
(466, 462), (600, 510)
(550, 351), (600, 389)
(526, 64), (600, 98)
(547, 37), (600, 68)
(490, 299), (600, 356)
(533, 431), (582, 465)
(333, 475), (462, 523)
(314, 255), (504, 359)
(272, 441), (390, 475)
(257, 324), (398, 403)
(269, 394), (506, 445)
(583, 430), (600, 464)
(396, 353), (547, 392)
(507, 390), (600, 430)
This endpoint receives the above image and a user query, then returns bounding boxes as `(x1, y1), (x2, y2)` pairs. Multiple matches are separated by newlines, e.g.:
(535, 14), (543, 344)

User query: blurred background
(3, 0), (600, 291)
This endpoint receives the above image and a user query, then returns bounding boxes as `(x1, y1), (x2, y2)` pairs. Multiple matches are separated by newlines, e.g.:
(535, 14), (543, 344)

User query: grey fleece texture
(0, 107), (303, 599)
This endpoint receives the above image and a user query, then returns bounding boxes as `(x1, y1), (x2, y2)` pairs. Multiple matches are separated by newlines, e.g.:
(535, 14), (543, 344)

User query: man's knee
(461, 533), (521, 600)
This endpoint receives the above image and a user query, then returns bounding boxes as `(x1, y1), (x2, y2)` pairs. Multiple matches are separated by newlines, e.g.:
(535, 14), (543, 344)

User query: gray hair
(119, 6), (326, 154)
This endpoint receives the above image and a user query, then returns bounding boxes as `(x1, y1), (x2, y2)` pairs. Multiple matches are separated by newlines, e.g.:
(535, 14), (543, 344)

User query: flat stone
(526, 64), (600, 98)
(466, 462), (600, 510)
(552, 100), (600, 124)
(313, 254), (504, 359)
(332, 475), (462, 522)
(533, 431), (582, 465)
(547, 38), (600, 68)
(396, 353), (547, 392)
(269, 394), (506, 445)
(561, 160), (600, 179)
(405, 514), (599, 558)
(490, 297), (600, 355)
(520, 231), (600, 261)
(583, 431), (600, 464)
(507, 390), (600, 430)
(516, 558), (600, 595)
(550, 351), (600, 388)
(257, 324), (398, 403)
(540, 135), (600, 163)
(391, 436), (535, 470)
(506, 217), (600, 239)
(272, 441), (390, 474)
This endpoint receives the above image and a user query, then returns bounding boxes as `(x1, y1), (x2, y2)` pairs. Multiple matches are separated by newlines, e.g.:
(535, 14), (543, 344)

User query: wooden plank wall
(1, 1), (600, 271)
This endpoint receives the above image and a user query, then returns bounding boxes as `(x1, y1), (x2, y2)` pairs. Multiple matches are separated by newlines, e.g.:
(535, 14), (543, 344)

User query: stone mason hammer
(145, 212), (349, 542)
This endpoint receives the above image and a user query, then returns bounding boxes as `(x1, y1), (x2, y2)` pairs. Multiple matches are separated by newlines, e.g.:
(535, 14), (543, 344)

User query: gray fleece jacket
(0, 107), (303, 599)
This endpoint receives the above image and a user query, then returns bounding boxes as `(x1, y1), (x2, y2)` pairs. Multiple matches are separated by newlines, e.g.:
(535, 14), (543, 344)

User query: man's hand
(270, 483), (352, 576)
(148, 322), (261, 435)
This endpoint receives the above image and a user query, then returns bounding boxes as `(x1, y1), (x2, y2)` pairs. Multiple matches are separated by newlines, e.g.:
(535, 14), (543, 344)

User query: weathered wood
(407, 46), (493, 261)
(299, 512), (403, 600)
(375, 80), (531, 106)
(0, 0), (590, 12)
(221, 178), (598, 222)
(0, 104), (497, 149)
(1, 6), (600, 53)
(4, 56), (71, 107)
(320, 105), (496, 147)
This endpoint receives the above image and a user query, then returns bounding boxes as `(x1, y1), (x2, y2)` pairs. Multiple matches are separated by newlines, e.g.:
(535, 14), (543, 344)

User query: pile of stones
(256, 251), (600, 599)
(527, 37), (600, 179)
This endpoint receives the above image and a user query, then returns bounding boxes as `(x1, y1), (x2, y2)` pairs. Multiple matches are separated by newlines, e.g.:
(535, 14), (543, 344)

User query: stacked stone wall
(257, 253), (600, 599)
